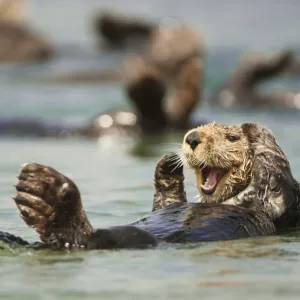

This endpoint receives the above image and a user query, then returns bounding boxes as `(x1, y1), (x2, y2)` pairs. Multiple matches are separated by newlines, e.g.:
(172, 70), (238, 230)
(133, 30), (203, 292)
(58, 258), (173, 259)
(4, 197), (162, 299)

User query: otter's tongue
(201, 167), (226, 194)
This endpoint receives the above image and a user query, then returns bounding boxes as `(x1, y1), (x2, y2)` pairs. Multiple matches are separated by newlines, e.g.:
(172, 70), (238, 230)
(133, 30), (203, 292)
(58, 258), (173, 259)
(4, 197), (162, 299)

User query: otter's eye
(227, 135), (240, 142)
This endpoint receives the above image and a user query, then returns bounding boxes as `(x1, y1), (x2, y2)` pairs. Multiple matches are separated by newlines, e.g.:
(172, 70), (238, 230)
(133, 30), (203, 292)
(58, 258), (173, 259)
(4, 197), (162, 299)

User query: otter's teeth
(201, 178), (208, 189)
(201, 167), (227, 194)
(201, 181), (216, 191)
(201, 173), (217, 190)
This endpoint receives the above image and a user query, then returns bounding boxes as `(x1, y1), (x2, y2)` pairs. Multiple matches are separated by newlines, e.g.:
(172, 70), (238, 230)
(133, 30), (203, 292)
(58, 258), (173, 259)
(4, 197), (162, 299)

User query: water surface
(1, 1), (300, 299)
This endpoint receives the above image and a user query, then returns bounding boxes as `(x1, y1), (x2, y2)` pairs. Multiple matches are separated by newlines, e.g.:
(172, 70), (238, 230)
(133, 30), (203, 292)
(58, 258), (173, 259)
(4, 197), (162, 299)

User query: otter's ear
(241, 123), (276, 146)
(241, 123), (261, 142)
(241, 123), (267, 144)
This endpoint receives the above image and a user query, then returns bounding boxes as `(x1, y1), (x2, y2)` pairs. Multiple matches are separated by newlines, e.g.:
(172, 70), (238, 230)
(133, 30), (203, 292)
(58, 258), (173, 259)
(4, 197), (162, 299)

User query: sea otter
(124, 22), (205, 130)
(15, 14), (205, 138)
(81, 22), (206, 136)
(1, 122), (299, 250)
(210, 49), (300, 108)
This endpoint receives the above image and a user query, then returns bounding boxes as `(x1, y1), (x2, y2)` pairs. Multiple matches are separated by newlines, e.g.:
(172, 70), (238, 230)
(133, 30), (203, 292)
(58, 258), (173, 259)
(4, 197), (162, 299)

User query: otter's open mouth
(200, 166), (228, 195)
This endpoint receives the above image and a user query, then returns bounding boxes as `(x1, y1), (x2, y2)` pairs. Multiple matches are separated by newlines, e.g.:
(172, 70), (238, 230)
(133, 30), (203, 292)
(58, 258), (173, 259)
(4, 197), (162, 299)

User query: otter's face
(182, 123), (252, 203)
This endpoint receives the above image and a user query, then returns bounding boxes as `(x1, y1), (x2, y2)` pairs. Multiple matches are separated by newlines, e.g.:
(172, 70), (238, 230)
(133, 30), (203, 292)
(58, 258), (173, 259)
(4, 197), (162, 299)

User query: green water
(1, 0), (300, 299)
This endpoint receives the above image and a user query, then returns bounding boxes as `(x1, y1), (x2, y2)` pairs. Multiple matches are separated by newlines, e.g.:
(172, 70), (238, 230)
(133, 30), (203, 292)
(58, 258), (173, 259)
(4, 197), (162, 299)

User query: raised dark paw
(155, 152), (183, 177)
(153, 152), (186, 212)
(13, 163), (87, 245)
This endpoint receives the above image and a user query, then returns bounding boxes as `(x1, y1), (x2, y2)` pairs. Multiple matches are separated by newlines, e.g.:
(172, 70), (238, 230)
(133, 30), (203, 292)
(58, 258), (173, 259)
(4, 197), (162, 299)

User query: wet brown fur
(11, 123), (300, 248)
(13, 163), (158, 249)
(14, 163), (94, 248)
(152, 152), (187, 212)
(182, 123), (253, 203)
(182, 122), (300, 227)
(124, 23), (204, 129)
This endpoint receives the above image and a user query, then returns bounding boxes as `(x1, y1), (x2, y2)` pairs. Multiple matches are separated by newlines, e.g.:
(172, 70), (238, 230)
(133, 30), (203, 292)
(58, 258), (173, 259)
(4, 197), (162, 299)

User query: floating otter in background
(73, 24), (206, 136)
(210, 49), (300, 108)
(0, 0), (53, 63)
(0, 22), (206, 138)
(0, 122), (299, 249)
(36, 12), (206, 135)
(124, 23), (205, 132)
(24, 12), (206, 137)
(93, 11), (205, 128)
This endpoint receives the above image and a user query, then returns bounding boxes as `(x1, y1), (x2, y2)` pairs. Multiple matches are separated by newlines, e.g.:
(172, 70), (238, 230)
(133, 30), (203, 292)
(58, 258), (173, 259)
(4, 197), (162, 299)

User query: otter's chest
(132, 203), (276, 243)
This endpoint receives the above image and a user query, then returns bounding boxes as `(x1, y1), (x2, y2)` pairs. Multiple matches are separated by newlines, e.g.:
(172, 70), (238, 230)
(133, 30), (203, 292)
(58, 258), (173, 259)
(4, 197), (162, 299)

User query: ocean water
(1, 0), (300, 299)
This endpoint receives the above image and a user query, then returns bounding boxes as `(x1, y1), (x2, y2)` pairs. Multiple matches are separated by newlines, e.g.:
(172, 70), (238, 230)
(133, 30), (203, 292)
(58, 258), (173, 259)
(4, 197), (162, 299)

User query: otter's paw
(13, 163), (81, 240)
(153, 152), (186, 212)
(155, 152), (184, 178)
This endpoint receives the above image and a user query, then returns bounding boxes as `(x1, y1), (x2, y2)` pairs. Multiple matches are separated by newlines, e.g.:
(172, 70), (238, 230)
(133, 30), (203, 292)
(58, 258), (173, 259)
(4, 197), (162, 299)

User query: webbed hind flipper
(13, 163), (94, 249)
(153, 152), (187, 212)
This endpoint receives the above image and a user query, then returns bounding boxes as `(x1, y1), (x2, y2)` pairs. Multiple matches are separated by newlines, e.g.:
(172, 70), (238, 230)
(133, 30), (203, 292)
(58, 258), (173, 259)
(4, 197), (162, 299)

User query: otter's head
(147, 23), (203, 70)
(182, 123), (253, 203)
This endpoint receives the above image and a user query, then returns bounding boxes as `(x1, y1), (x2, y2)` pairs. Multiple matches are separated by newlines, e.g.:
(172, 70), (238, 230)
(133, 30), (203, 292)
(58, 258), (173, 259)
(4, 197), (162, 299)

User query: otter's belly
(133, 203), (276, 243)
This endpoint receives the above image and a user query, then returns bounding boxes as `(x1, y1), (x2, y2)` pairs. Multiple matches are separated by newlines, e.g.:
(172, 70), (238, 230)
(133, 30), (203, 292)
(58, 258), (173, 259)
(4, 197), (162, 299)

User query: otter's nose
(185, 131), (200, 150)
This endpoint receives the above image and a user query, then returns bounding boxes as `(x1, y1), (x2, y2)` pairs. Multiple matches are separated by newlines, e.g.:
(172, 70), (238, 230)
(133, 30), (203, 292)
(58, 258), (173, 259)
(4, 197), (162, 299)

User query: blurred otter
(93, 12), (205, 129)
(42, 13), (206, 133)
(123, 23), (206, 132)
(15, 21), (206, 138)
(0, 0), (53, 63)
(81, 23), (206, 137)
(210, 49), (300, 108)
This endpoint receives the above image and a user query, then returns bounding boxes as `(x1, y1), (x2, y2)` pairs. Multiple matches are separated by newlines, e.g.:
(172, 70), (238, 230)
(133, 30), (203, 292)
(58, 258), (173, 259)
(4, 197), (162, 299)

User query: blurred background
(1, 1), (300, 299)
(2, 0), (300, 119)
